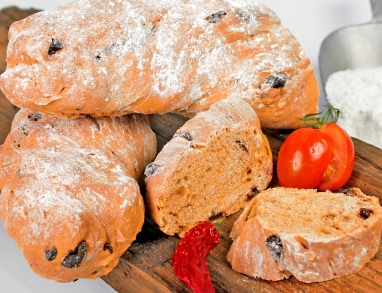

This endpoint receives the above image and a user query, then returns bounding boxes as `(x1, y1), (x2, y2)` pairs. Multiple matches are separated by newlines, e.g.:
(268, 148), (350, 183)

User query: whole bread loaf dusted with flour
(0, 109), (156, 282)
(0, 0), (319, 128)
(145, 97), (272, 236)
(227, 187), (382, 283)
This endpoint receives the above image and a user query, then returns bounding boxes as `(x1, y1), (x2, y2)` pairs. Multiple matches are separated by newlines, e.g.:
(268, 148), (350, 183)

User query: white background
(0, 0), (372, 292)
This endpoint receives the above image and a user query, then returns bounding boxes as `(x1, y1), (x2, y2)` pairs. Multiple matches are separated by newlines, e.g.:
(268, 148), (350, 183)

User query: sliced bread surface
(227, 187), (382, 283)
(145, 97), (273, 236)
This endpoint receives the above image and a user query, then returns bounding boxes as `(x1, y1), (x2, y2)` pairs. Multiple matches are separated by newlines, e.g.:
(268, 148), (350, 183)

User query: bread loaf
(145, 97), (272, 236)
(0, 6), (40, 73)
(227, 187), (382, 283)
(0, 109), (156, 282)
(0, 0), (319, 129)
(0, 6), (40, 144)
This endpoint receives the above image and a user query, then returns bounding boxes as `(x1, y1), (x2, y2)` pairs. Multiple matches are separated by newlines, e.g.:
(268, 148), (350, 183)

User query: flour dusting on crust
(0, 109), (156, 282)
(0, 0), (319, 128)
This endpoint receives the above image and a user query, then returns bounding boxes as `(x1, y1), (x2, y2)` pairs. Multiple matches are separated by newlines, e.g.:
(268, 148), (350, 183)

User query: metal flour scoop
(319, 0), (382, 92)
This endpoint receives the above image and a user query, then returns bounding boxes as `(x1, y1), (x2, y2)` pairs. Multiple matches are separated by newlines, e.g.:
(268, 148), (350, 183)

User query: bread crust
(145, 97), (272, 236)
(0, 109), (156, 282)
(227, 187), (382, 283)
(0, 0), (318, 128)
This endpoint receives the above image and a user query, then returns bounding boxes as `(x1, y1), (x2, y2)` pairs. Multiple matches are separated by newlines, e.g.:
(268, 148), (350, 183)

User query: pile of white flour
(325, 67), (382, 150)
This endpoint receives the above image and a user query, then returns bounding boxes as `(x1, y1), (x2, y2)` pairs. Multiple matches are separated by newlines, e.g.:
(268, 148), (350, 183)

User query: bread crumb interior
(159, 126), (268, 233)
(256, 190), (379, 239)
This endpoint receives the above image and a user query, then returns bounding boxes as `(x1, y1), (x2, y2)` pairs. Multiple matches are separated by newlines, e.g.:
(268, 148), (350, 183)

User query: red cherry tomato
(277, 106), (355, 191)
(277, 128), (333, 189)
(315, 123), (355, 191)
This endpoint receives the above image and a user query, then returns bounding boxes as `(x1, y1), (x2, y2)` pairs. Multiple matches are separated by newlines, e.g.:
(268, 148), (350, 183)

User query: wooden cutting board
(1, 6), (382, 293)
(1, 107), (382, 292)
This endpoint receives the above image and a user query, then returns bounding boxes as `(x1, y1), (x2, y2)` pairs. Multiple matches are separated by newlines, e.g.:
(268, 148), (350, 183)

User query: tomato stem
(301, 104), (340, 128)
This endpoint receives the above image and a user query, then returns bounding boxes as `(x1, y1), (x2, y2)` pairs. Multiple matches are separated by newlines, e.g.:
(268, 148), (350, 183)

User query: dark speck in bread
(48, 39), (64, 55)
(62, 241), (87, 268)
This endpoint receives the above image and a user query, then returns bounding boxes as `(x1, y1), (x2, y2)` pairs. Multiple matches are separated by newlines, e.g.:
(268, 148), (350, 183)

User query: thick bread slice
(0, 0), (319, 129)
(227, 187), (382, 283)
(0, 109), (156, 282)
(145, 97), (272, 236)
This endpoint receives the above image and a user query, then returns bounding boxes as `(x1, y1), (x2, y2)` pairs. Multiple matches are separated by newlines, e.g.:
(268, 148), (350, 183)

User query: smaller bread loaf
(145, 97), (273, 236)
(227, 187), (382, 283)
(0, 109), (156, 282)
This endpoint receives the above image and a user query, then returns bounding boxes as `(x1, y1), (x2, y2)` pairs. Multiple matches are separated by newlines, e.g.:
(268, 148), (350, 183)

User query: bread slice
(227, 187), (382, 283)
(145, 97), (273, 236)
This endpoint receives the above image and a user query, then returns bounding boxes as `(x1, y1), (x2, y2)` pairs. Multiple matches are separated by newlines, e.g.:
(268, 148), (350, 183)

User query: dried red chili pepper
(172, 221), (220, 293)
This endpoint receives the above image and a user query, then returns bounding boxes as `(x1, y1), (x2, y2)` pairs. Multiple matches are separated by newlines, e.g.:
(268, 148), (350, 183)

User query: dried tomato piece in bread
(0, 0), (319, 129)
(227, 187), (382, 283)
(0, 109), (156, 282)
(145, 97), (272, 236)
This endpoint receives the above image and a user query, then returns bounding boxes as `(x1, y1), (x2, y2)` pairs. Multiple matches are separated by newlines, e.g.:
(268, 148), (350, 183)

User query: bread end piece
(227, 187), (382, 283)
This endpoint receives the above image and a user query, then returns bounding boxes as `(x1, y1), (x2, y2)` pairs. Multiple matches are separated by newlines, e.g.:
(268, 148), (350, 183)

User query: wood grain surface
(1, 6), (382, 293)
